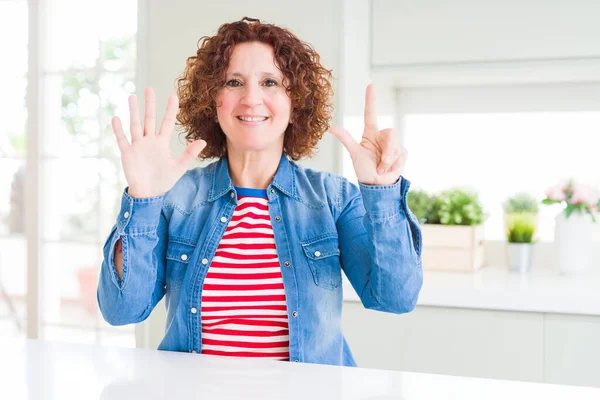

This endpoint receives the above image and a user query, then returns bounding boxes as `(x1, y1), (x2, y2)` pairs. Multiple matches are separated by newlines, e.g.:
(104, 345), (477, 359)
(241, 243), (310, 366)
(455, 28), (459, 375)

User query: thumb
(329, 126), (359, 154)
(177, 139), (207, 170)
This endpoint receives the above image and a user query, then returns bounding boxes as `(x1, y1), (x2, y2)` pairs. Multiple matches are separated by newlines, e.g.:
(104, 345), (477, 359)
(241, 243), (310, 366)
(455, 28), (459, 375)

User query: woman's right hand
(112, 88), (207, 198)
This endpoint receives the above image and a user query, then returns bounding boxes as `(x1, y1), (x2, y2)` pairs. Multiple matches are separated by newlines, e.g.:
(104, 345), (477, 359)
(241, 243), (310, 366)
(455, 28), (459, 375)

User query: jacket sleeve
(336, 177), (423, 313)
(97, 189), (168, 326)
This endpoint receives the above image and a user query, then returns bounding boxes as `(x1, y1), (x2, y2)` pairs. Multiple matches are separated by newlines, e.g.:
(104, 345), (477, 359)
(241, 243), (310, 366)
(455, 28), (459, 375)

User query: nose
(240, 81), (263, 107)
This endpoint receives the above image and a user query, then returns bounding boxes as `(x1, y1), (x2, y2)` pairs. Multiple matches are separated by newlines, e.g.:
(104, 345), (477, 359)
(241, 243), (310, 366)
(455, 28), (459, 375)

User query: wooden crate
(421, 224), (485, 272)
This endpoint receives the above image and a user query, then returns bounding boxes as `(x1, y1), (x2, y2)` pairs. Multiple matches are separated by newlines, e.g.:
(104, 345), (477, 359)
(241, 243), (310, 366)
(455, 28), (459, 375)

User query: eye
(225, 79), (242, 87)
(263, 79), (278, 87)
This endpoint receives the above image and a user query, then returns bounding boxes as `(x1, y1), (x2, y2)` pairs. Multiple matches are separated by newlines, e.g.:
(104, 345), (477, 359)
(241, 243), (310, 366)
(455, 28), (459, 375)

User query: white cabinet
(342, 303), (544, 382)
(544, 314), (600, 387)
(342, 302), (600, 387)
(371, 0), (600, 66)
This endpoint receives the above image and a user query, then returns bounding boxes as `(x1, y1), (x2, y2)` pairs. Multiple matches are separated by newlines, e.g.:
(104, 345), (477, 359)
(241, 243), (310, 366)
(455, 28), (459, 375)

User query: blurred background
(0, 0), (136, 347)
(1, 0), (600, 390)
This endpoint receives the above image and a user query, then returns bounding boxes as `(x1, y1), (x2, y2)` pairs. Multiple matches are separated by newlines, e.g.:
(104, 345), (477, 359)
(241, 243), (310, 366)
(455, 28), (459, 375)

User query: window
(39, 0), (137, 346)
(403, 111), (600, 241)
(0, 0), (28, 339)
(0, 0), (138, 347)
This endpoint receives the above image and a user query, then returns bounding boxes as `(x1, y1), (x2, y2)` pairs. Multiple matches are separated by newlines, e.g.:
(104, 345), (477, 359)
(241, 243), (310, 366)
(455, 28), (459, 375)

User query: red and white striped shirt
(200, 187), (290, 360)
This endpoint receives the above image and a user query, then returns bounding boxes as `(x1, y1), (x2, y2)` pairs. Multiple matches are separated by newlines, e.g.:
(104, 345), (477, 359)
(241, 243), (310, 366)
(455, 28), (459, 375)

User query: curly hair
(176, 17), (333, 160)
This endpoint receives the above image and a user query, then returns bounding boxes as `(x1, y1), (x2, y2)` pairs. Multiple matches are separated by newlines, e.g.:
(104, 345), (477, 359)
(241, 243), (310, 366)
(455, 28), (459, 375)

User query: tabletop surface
(2, 338), (600, 399)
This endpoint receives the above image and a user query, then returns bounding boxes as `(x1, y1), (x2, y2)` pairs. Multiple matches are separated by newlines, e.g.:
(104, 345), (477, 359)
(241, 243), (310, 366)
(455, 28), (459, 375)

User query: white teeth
(238, 116), (268, 122)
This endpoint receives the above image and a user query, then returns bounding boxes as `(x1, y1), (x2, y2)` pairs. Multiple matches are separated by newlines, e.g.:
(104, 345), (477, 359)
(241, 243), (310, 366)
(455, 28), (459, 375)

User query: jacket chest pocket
(301, 234), (342, 290)
(166, 240), (196, 291)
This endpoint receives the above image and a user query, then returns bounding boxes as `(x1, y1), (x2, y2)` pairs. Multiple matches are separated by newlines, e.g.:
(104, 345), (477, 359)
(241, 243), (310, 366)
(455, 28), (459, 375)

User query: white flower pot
(507, 243), (534, 273)
(554, 211), (594, 274)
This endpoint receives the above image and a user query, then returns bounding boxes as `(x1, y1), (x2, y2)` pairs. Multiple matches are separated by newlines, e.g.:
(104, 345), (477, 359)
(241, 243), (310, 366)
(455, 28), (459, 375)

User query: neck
(226, 147), (282, 190)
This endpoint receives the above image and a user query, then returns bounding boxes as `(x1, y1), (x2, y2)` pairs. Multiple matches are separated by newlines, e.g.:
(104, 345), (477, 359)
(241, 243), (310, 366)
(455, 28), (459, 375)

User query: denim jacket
(97, 154), (423, 366)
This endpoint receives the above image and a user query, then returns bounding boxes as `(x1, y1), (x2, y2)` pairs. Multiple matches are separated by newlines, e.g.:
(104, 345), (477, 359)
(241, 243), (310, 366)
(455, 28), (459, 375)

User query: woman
(98, 17), (422, 366)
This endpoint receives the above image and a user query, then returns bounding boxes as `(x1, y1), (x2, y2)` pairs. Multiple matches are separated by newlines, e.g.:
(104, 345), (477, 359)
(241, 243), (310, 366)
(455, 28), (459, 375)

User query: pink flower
(571, 183), (599, 208)
(545, 182), (567, 201)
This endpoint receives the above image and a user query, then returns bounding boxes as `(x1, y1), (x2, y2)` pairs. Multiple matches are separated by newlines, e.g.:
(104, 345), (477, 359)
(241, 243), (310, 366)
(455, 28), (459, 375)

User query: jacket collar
(208, 153), (296, 202)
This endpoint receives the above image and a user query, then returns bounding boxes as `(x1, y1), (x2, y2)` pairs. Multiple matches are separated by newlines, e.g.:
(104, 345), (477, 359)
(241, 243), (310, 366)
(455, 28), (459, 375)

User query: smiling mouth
(237, 116), (269, 122)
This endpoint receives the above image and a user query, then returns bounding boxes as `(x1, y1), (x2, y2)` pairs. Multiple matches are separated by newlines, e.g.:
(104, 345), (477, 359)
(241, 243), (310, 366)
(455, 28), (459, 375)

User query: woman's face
(216, 42), (292, 155)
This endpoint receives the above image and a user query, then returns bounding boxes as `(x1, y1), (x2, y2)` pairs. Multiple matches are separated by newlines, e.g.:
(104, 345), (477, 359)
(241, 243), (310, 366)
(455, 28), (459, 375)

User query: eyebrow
(228, 72), (283, 79)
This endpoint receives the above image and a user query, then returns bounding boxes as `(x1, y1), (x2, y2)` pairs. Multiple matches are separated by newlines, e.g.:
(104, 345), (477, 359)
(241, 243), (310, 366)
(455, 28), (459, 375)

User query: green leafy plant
(506, 217), (536, 243)
(425, 194), (444, 224)
(435, 188), (485, 226)
(503, 192), (539, 214)
(407, 189), (435, 223)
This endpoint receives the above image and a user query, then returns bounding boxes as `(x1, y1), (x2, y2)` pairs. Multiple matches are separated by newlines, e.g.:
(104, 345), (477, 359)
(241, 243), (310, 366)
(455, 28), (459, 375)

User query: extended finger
(177, 139), (207, 171)
(111, 117), (130, 153)
(364, 84), (378, 132)
(128, 95), (143, 142)
(144, 87), (157, 136)
(159, 95), (179, 137)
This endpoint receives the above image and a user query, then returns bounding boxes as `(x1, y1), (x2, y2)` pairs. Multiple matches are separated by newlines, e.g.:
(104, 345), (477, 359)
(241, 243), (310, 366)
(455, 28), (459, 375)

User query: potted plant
(502, 192), (539, 230)
(506, 215), (537, 273)
(408, 187), (486, 272)
(435, 188), (485, 226)
(407, 189), (435, 224)
(542, 179), (600, 273)
(543, 179), (599, 221)
(502, 192), (539, 272)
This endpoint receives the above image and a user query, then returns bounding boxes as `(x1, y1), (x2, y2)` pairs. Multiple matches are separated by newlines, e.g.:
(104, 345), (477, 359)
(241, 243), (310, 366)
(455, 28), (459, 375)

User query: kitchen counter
(343, 266), (600, 315)
(2, 338), (600, 399)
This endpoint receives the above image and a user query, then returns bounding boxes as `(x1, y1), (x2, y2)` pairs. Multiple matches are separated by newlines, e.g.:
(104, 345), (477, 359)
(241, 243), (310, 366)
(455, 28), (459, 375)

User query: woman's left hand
(330, 84), (407, 186)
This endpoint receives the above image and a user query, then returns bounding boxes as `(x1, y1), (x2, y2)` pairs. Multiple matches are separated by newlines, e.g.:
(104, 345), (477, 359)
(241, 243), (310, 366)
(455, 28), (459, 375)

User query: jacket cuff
(358, 177), (411, 221)
(116, 188), (165, 235)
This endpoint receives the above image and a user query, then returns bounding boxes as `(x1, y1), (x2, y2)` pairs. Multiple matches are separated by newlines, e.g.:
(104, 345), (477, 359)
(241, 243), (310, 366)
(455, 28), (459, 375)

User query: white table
(2, 338), (600, 399)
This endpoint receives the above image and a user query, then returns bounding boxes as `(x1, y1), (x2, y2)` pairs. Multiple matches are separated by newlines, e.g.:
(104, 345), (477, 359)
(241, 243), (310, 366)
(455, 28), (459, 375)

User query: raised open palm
(330, 84), (407, 186)
(112, 88), (207, 198)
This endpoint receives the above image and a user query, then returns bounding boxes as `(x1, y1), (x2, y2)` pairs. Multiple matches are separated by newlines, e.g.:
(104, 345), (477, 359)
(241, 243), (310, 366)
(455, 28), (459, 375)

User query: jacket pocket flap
(301, 234), (340, 260)
(166, 240), (196, 263)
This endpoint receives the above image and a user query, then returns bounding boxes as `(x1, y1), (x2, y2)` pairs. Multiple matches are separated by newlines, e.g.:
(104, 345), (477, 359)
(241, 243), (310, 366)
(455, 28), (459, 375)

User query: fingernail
(384, 155), (393, 163)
